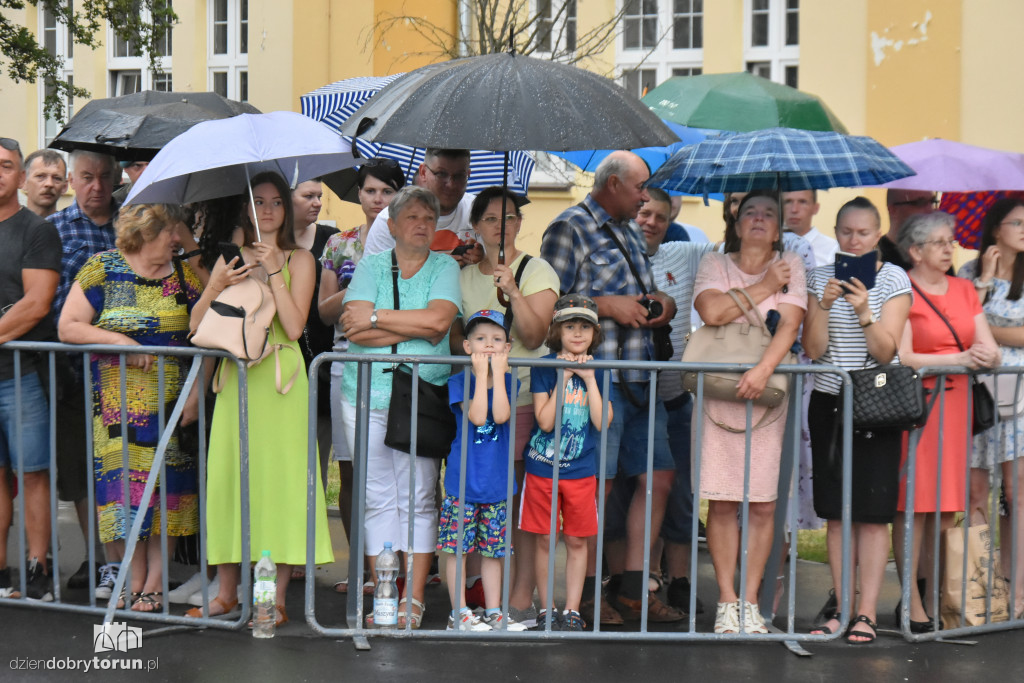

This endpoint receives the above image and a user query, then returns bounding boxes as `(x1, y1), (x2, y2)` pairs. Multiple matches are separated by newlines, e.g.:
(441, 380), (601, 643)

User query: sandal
(810, 614), (842, 635)
(131, 592), (163, 612)
(713, 601), (740, 634)
(846, 614), (877, 644)
(397, 597), (425, 630)
(333, 579), (374, 595)
(648, 572), (664, 593)
(185, 595), (239, 618)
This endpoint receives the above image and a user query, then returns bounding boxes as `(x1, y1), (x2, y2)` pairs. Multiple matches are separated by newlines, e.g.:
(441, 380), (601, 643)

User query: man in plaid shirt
(46, 150), (119, 592)
(540, 151), (683, 626)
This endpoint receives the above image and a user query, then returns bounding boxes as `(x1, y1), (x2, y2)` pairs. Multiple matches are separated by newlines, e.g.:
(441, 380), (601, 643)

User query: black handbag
(911, 282), (996, 434)
(382, 250), (457, 458)
(850, 359), (927, 430)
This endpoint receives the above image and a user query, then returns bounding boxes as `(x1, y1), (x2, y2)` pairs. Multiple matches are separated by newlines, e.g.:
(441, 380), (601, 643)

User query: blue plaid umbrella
(300, 74), (534, 196)
(646, 127), (915, 196)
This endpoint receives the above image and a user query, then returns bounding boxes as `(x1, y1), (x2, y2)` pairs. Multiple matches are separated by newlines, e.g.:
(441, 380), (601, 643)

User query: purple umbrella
(884, 139), (1024, 192)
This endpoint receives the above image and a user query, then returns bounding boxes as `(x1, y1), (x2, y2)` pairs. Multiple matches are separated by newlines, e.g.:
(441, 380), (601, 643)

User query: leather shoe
(579, 595), (624, 626)
(613, 591), (686, 623)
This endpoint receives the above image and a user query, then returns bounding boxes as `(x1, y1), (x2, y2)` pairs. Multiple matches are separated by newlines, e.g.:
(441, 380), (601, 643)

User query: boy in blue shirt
(439, 309), (526, 631)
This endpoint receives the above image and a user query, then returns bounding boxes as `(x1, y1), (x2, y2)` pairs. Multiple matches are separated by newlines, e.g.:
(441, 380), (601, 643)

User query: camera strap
(600, 224), (653, 297)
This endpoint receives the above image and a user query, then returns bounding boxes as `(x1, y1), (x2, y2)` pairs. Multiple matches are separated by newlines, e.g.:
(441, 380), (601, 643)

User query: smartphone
(450, 244), (472, 257)
(218, 242), (245, 268)
(835, 251), (877, 290)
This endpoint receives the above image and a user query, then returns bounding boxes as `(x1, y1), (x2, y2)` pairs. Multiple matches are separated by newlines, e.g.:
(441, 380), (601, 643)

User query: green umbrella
(641, 71), (847, 134)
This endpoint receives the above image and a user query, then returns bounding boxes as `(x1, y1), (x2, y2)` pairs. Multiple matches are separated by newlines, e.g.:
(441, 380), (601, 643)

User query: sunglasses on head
(361, 158), (400, 170)
(0, 137), (21, 152)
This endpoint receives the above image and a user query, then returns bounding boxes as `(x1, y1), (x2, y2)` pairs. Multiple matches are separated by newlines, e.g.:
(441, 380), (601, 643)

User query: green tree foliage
(1, 0), (176, 123)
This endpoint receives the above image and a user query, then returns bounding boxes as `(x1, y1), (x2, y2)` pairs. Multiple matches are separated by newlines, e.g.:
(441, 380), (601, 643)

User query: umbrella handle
(496, 249), (509, 308)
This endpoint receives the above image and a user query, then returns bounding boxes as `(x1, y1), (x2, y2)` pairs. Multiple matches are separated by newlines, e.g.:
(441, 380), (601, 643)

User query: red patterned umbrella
(941, 191), (1024, 250)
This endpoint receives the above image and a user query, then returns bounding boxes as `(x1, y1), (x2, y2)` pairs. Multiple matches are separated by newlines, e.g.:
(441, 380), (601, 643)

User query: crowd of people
(0, 134), (1020, 642)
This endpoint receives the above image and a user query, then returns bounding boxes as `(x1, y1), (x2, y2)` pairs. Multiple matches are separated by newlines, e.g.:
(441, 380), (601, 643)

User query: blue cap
(464, 309), (508, 337)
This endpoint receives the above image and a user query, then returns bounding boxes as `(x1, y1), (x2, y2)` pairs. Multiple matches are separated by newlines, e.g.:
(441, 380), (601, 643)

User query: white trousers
(341, 398), (439, 554)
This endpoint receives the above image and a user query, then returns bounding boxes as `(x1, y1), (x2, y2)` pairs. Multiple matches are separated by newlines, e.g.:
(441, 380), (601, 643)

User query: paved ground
(4, 503), (1022, 682)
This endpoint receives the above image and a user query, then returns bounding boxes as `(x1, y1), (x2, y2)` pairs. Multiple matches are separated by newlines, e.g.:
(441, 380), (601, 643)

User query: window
(535, 1), (576, 56)
(106, 0), (173, 96)
(208, 0), (249, 101)
(743, 0), (798, 86)
(617, 0), (703, 96)
(39, 2), (74, 147)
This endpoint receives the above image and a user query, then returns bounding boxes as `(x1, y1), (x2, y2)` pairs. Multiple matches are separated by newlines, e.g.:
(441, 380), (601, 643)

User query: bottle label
(253, 579), (276, 605)
(374, 597), (398, 625)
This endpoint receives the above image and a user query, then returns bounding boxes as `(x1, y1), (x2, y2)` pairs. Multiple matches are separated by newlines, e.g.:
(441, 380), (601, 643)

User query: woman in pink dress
(692, 190), (807, 634)
(894, 211), (999, 632)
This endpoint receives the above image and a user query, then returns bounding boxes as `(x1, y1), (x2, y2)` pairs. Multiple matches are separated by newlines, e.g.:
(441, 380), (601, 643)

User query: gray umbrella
(50, 90), (261, 161)
(340, 52), (677, 152)
(341, 51), (678, 304)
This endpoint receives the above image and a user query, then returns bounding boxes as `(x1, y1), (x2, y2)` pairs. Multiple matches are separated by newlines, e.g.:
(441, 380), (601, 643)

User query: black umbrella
(341, 50), (678, 303)
(49, 90), (261, 161)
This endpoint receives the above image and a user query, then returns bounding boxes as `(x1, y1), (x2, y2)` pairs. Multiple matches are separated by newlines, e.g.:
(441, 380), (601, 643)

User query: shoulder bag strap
(502, 254), (532, 333)
(910, 280), (966, 352)
(390, 249), (400, 357)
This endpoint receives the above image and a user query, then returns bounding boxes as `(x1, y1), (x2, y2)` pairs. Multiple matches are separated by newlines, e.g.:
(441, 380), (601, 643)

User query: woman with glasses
(960, 198), (1024, 619)
(455, 186), (559, 624)
(894, 211), (1000, 632)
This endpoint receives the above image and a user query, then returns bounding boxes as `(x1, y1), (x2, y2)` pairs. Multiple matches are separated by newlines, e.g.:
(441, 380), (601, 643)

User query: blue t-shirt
(524, 354), (606, 480)
(444, 371), (520, 503)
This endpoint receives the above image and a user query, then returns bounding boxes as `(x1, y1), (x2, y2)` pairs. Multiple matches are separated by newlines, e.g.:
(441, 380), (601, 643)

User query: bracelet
(267, 268), (283, 277)
(973, 278), (993, 289)
(817, 299), (832, 311)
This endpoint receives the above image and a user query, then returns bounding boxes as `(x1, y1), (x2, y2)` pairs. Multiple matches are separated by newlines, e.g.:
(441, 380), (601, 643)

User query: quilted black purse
(850, 360), (927, 430)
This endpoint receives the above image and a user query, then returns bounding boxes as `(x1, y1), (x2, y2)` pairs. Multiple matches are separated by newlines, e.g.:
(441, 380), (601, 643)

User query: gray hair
(897, 211), (956, 261)
(69, 149), (117, 178)
(389, 185), (440, 223)
(23, 149), (66, 174)
(594, 154), (631, 192)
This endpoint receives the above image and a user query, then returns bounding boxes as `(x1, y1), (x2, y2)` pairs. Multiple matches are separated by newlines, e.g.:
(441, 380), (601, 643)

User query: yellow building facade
(0, 1), (1021, 256)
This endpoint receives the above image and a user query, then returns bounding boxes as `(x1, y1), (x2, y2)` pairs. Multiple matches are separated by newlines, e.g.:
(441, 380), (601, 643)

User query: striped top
(807, 261), (912, 395)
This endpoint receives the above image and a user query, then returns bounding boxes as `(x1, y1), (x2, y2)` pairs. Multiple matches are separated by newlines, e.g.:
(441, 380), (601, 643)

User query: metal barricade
(304, 351), (855, 647)
(0, 340), (252, 633)
(897, 366), (1024, 642)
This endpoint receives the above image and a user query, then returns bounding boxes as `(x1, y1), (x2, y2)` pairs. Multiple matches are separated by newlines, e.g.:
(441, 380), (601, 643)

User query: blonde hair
(115, 204), (179, 253)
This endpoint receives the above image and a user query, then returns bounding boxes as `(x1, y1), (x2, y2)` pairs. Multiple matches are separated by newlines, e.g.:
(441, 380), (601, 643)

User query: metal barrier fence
(2, 341), (1022, 649)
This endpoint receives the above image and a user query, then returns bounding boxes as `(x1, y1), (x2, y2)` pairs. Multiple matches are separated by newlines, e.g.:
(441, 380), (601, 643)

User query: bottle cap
(261, 550), (270, 557)
(383, 542), (392, 550)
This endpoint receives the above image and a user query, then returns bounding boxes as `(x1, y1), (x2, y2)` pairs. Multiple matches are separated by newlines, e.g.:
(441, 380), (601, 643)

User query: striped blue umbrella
(647, 127), (915, 196)
(300, 74), (534, 196)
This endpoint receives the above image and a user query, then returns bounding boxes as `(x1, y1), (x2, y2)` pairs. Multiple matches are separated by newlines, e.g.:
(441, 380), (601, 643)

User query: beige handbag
(191, 275), (300, 394)
(681, 288), (793, 431)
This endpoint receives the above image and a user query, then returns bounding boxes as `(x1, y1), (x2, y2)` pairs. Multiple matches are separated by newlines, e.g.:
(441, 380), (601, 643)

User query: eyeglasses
(1000, 219), (1024, 229)
(477, 214), (520, 226)
(891, 197), (939, 209)
(424, 164), (469, 185)
(0, 137), (20, 152)
(920, 238), (958, 249)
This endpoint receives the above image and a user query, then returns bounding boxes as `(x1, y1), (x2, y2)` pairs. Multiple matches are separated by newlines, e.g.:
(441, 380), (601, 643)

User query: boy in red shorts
(520, 294), (611, 631)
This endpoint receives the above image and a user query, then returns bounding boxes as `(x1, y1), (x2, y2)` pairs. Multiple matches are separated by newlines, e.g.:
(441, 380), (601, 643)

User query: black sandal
(814, 589), (837, 626)
(810, 613), (842, 635)
(846, 614), (877, 644)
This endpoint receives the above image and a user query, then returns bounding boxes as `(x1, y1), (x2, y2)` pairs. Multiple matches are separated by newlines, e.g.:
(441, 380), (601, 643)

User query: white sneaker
(169, 572), (206, 604)
(481, 612), (529, 632)
(739, 601), (769, 634)
(447, 610), (492, 631)
(714, 601), (740, 634)
(94, 563), (119, 600)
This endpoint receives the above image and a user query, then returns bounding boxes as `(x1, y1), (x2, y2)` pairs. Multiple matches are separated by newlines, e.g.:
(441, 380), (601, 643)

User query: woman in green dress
(186, 172), (333, 625)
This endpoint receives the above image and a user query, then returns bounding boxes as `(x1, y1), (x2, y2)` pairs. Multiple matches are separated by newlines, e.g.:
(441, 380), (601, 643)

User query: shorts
(0, 372), (51, 473)
(602, 382), (674, 478)
(518, 472), (597, 537)
(436, 494), (508, 558)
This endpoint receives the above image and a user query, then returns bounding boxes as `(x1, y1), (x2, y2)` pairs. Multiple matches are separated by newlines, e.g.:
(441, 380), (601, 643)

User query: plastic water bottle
(253, 550), (277, 639)
(373, 542), (399, 628)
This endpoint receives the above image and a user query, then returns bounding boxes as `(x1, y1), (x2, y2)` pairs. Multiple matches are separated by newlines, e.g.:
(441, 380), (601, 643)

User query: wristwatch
(370, 310), (378, 329)
(859, 313), (877, 328)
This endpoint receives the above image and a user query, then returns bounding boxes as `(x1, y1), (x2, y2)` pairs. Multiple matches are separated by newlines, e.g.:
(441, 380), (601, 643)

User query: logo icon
(93, 622), (142, 653)
(875, 373), (887, 388)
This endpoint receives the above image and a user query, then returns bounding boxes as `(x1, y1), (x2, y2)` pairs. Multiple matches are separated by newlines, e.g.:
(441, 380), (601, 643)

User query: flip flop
(846, 614), (877, 644)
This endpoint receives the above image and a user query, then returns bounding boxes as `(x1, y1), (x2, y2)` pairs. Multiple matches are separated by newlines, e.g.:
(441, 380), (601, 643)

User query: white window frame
(743, 0), (799, 87)
(106, 1), (174, 96)
(208, 0), (249, 102)
(616, 0), (703, 99)
(532, 0), (577, 59)
(38, 2), (75, 148)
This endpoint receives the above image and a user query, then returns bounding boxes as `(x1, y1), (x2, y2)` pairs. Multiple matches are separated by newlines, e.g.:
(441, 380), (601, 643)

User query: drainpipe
(458, 0), (471, 57)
